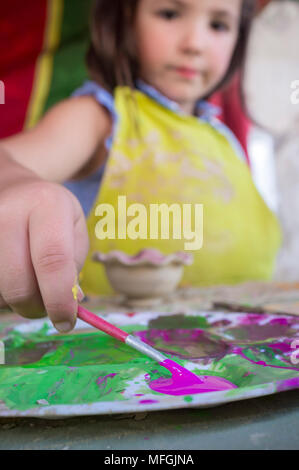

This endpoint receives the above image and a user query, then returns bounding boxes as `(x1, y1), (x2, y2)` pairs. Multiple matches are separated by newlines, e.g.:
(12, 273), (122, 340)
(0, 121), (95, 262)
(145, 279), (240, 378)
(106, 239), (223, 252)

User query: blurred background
(1, 0), (299, 281)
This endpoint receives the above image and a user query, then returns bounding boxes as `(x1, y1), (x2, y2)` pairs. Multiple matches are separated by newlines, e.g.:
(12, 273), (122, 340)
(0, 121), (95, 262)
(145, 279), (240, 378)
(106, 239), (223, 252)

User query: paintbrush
(77, 305), (167, 363)
(77, 305), (236, 395)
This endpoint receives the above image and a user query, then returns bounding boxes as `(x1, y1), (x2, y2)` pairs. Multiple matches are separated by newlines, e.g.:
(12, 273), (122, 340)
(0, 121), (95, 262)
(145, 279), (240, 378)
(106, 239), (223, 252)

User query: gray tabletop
(0, 388), (298, 450)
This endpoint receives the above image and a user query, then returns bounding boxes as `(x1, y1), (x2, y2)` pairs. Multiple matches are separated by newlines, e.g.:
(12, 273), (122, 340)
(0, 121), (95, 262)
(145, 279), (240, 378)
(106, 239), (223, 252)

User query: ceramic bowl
(93, 249), (193, 307)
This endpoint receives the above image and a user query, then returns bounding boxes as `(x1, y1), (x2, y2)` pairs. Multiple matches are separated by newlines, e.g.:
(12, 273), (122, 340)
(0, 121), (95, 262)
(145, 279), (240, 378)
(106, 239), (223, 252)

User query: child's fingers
(73, 200), (90, 275)
(0, 213), (46, 319)
(0, 294), (8, 309)
(29, 193), (79, 333)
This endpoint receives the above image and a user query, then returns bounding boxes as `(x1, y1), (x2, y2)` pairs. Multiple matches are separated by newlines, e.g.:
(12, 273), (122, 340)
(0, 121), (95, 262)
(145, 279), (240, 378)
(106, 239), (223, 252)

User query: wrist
(0, 146), (41, 186)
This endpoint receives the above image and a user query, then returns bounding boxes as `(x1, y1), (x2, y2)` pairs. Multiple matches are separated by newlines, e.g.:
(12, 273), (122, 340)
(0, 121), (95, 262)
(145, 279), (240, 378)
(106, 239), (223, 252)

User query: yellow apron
(80, 86), (281, 295)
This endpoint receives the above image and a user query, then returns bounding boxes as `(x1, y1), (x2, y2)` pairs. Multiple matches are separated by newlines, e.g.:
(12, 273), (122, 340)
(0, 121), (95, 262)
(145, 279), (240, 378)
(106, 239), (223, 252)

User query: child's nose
(180, 21), (209, 55)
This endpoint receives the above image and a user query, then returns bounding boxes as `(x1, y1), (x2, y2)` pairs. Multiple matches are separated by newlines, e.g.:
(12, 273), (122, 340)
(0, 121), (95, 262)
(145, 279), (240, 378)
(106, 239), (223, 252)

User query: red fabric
(0, 1), (47, 138)
(206, 0), (273, 165)
(209, 73), (251, 165)
(0, 0), (266, 159)
(258, 0), (272, 10)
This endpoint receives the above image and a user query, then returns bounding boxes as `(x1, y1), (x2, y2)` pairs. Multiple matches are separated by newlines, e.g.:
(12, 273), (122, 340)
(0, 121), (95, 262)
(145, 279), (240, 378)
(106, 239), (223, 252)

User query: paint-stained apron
(80, 87), (281, 295)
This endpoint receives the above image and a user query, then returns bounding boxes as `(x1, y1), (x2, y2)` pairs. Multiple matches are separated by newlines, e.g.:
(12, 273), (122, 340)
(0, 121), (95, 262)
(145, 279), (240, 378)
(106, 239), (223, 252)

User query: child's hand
(0, 172), (89, 333)
(0, 96), (109, 332)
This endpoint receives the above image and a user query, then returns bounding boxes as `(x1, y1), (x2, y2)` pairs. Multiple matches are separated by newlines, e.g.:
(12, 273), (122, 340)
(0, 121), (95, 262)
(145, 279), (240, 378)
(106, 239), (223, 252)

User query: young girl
(0, 0), (280, 333)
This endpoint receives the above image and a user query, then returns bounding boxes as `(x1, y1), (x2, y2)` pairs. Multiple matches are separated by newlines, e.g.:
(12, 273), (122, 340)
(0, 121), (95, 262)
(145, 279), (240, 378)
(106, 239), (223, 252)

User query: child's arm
(0, 95), (111, 183)
(0, 96), (111, 332)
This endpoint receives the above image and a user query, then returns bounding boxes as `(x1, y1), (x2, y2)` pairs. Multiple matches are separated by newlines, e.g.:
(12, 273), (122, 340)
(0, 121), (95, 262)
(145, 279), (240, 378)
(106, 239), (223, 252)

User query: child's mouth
(175, 67), (198, 79)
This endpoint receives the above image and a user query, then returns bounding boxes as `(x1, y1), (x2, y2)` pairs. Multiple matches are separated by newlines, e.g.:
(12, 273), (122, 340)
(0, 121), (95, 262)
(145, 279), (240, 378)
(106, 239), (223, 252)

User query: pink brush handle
(77, 305), (129, 343)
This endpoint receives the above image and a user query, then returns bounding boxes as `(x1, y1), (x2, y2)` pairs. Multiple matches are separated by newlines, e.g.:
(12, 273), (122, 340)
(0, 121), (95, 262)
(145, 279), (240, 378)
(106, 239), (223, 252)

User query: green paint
(224, 382), (270, 398)
(0, 322), (215, 411)
(0, 324), (149, 410)
(1, 312), (299, 413)
(0, 322), (199, 411)
(148, 314), (209, 330)
(183, 396), (193, 403)
(208, 351), (298, 388)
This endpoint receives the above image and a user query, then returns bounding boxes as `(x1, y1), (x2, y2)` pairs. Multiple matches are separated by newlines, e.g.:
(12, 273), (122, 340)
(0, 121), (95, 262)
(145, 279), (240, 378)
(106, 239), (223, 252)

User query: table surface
(1, 280), (299, 450)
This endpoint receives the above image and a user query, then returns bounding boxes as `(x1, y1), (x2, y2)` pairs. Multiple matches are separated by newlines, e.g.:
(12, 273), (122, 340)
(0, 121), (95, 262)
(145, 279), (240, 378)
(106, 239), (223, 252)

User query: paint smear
(148, 359), (237, 396)
(277, 377), (299, 392)
(135, 328), (228, 362)
(139, 399), (159, 404)
(223, 316), (295, 343)
(2, 312), (299, 413)
(184, 396), (193, 403)
(232, 347), (299, 372)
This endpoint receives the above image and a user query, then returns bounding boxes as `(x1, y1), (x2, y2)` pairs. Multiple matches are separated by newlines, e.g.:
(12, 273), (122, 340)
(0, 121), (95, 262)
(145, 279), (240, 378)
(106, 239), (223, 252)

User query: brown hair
(86, 0), (257, 97)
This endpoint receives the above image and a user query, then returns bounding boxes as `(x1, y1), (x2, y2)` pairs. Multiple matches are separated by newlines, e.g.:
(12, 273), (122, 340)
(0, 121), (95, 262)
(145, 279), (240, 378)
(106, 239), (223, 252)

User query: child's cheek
(211, 42), (234, 77)
(141, 37), (172, 68)
(137, 18), (174, 64)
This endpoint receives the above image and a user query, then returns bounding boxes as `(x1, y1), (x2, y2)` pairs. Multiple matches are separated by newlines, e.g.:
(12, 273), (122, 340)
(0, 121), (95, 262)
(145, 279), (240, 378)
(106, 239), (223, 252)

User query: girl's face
(134, 0), (242, 114)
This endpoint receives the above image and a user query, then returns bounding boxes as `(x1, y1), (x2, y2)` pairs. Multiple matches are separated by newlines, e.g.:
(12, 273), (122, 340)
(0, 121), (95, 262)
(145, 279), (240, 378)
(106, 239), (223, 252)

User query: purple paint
(270, 318), (289, 326)
(239, 314), (265, 325)
(96, 373), (117, 396)
(225, 315), (295, 343)
(139, 399), (159, 404)
(148, 359), (237, 396)
(232, 347), (299, 371)
(268, 342), (293, 354)
(96, 373), (116, 387)
(146, 339), (299, 398)
(277, 377), (299, 392)
(135, 328), (228, 362)
(243, 372), (254, 377)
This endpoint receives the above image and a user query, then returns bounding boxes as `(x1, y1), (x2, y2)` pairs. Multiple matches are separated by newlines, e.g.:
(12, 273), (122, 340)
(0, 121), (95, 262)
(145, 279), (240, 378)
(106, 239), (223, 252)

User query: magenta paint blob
(268, 342), (293, 354)
(139, 399), (159, 404)
(277, 377), (299, 392)
(148, 359), (237, 396)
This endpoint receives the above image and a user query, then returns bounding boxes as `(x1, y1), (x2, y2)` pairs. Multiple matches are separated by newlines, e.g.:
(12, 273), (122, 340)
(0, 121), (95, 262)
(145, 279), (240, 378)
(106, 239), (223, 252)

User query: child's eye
(210, 21), (230, 32)
(157, 9), (180, 20)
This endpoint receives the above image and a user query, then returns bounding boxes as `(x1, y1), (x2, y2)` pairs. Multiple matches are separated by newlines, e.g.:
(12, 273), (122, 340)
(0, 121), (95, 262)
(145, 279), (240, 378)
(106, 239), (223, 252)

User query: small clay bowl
(93, 249), (193, 307)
